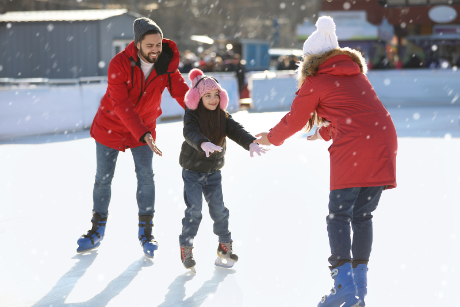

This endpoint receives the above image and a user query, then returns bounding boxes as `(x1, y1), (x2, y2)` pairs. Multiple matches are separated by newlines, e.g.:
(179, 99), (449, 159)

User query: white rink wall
(0, 73), (239, 141)
(1, 69), (459, 141)
(250, 68), (460, 111)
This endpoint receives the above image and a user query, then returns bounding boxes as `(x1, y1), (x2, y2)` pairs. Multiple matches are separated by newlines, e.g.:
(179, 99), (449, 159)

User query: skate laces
(181, 246), (193, 260)
(220, 242), (232, 252)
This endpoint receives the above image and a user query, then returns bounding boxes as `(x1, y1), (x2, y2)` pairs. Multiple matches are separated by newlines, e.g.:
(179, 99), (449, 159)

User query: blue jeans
(327, 186), (384, 267)
(179, 169), (231, 247)
(92, 141), (155, 219)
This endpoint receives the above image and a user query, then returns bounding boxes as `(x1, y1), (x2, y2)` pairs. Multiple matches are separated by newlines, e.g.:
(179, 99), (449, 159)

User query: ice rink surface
(1, 105), (459, 307)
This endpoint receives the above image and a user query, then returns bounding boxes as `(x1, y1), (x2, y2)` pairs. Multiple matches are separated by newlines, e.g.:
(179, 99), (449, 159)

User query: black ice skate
(215, 242), (238, 268)
(181, 246), (196, 273)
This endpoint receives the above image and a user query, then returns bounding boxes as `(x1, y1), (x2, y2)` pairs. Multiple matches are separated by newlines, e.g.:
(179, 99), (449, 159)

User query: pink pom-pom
(188, 68), (204, 82)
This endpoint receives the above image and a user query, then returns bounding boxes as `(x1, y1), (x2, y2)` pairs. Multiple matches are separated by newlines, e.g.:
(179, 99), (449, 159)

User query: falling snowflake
(47, 24), (54, 32)
(384, 78), (391, 86)
(98, 61), (106, 68)
(413, 113), (420, 120)
(431, 45), (438, 51)
(6, 23), (12, 29)
(343, 2), (351, 10)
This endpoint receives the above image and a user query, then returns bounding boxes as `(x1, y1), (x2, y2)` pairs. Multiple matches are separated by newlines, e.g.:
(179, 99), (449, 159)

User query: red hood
(317, 55), (361, 76)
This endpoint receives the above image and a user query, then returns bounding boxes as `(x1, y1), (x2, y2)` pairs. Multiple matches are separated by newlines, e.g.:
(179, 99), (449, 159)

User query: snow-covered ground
(1, 106), (459, 307)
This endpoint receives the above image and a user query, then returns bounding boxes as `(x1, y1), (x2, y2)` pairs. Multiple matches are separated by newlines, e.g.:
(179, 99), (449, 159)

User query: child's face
(202, 89), (220, 111)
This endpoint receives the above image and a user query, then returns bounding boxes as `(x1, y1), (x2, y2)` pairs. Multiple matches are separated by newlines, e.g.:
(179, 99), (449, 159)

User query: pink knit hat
(184, 68), (229, 110)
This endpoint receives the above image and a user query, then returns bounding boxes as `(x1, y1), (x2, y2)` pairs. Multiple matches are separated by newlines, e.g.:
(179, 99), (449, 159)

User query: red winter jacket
(90, 39), (189, 151)
(268, 48), (397, 191)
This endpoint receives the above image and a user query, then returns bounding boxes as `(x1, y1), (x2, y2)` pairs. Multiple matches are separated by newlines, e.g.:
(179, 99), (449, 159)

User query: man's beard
(140, 46), (160, 64)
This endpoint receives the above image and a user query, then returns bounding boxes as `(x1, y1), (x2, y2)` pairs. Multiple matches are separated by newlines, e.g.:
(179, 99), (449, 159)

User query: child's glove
(249, 142), (269, 157)
(201, 142), (223, 157)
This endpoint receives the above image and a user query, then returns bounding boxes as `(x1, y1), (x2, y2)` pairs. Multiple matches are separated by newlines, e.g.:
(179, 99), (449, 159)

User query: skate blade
(189, 267), (196, 273)
(76, 243), (100, 253)
(214, 257), (235, 268)
(144, 253), (154, 259)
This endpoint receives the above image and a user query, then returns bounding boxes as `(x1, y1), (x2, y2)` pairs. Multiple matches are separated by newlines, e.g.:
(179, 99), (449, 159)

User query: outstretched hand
(249, 143), (269, 157)
(144, 133), (162, 156)
(254, 132), (272, 146)
(307, 127), (323, 141)
(201, 142), (223, 158)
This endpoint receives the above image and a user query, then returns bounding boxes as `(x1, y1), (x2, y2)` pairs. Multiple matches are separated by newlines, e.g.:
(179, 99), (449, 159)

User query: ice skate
(77, 213), (107, 253)
(138, 215), (158, 258)
(214, 242), (238, 268)
(352, 263), (368, 306)
(318, 262), (360, 307)
(181, 246), (196, 273)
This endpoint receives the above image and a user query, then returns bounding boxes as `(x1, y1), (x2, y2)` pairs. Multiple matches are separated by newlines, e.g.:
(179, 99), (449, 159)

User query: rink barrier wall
(1, 69), (459, 141)
(250, 69), (460, 111)
(0, 73), (239, 141)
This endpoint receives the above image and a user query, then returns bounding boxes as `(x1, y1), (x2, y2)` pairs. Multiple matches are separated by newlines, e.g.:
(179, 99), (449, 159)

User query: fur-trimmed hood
(299, 47), (367, 79)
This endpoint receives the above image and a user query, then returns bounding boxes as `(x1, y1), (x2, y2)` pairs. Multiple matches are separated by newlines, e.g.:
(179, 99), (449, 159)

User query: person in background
(76, 17), (189, 258)
(255, 16), (397, 307)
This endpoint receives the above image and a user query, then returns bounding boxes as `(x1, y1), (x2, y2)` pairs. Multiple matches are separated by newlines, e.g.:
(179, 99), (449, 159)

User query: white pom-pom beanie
(302, 16), (339, 56)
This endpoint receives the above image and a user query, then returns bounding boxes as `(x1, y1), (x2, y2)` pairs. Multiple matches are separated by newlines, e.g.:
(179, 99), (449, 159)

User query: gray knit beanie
(133, 17), (163, 46)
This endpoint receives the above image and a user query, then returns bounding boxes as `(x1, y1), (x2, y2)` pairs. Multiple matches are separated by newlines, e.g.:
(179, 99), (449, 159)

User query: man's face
(137, 33), (162, 64)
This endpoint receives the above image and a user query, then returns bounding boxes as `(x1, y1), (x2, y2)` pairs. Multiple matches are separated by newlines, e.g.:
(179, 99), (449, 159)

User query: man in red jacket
(76, 17), (189, 258)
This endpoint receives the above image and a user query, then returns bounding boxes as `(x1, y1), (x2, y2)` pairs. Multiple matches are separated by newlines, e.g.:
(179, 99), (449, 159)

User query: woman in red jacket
(76, 18), (189, 259)
(256, 16), (397, 307)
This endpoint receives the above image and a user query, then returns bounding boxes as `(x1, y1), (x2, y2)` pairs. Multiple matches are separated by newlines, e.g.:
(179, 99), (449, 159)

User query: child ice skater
(179, 69), (267, 272)
(255, 16), (397, 307)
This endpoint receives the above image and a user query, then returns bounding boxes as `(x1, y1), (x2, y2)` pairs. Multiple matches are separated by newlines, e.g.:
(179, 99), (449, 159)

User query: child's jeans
(327, 186), (384, 267)
(179, 169), (231, 247)
(92, 141), (155, 219)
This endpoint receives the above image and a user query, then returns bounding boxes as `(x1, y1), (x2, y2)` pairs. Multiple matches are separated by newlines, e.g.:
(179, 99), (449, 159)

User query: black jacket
(179, 108), (256, 173)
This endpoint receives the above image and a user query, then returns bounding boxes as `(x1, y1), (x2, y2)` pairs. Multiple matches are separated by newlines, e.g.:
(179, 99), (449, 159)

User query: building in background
(0, 9), (139, 78)
(318, 0), (460, 69)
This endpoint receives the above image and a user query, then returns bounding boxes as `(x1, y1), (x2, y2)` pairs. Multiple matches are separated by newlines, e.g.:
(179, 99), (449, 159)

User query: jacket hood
(300, 47), (367, 78)
(125, 38), (181, 74)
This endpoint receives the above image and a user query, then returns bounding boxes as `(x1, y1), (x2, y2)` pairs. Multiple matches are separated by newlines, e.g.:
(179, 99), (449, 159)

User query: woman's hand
(144, 133), (163, 156)
(307, 127), (323, 141)
(254, 132), (272, 146)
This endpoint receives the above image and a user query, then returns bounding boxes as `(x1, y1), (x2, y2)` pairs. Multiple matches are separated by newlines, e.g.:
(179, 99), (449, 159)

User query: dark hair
(139, 29), (162, 43)
(196, 99), (227, 148)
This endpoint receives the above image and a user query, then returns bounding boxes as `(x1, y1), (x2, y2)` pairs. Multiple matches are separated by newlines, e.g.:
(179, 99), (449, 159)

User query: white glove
(249, 142), (269, 157)
(201, 142), (223, 158)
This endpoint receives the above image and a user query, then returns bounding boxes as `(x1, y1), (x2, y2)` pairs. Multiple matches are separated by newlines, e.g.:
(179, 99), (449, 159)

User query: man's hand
(144, 133), (162, 156)
(201, 142), (223, 158)
(254, 132), (272, 146)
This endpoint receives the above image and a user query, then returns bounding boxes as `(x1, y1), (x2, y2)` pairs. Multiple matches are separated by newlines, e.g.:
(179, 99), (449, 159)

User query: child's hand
(201, 142), (223, 157)
(249, 143), (269, 157)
